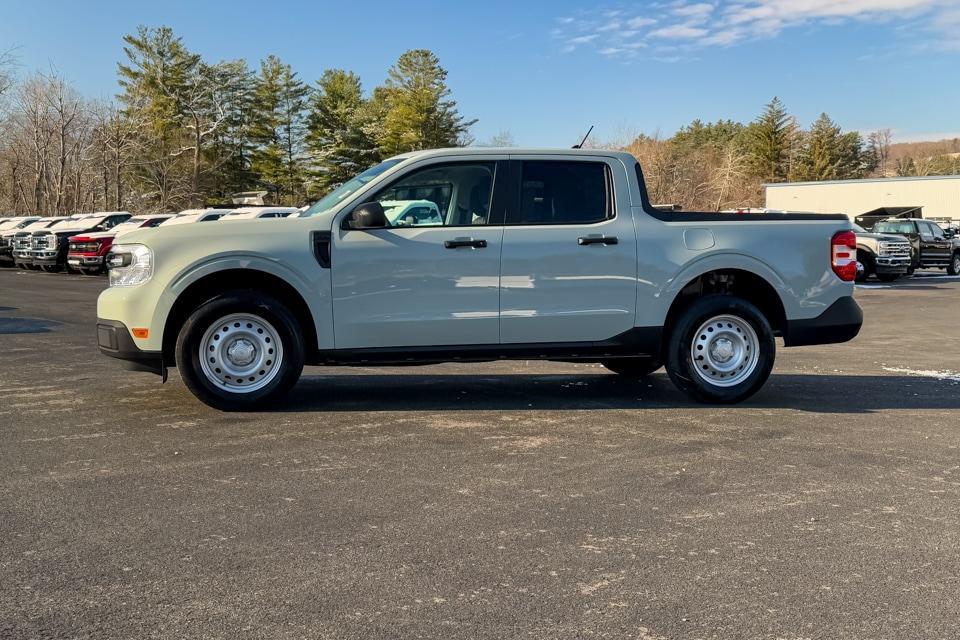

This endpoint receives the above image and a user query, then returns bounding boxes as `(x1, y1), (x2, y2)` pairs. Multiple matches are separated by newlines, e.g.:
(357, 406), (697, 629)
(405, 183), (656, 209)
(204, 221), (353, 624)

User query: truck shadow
(280, 372), (959, 414)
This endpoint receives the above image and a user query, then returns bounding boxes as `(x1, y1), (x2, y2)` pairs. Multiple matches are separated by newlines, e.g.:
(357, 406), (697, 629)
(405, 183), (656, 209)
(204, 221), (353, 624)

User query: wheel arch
(162, 268), (318, 366)
(661, 268), (787, 360)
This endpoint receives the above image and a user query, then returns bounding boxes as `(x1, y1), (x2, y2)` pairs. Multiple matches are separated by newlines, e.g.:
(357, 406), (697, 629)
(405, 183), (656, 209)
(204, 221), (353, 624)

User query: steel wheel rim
(690, 314), (759, 388)
(953, 254), (960, 272)
(199, 313), (283, 394)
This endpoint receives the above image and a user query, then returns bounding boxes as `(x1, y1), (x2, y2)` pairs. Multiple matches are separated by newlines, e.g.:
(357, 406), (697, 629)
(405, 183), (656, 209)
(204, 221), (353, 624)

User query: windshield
(874, 221), (915, 235)
(301, 159), (404, 217)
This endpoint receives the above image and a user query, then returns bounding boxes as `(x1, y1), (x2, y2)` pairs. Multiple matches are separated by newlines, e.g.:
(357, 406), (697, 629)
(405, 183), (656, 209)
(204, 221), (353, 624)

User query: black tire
(79, 267), (102, 276)
(855, 251), (873, 283)
(876, 273), (900, 282)
(948, 252), (960, 276)
(602, 357), (662, 377)
(665, 295), (775, 404)
(175, 290), (305, 411)
(41, 264), (62, 273)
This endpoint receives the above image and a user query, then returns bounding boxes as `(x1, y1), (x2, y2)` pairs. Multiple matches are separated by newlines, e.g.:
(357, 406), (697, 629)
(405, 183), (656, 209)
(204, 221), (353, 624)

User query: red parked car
(68, 214), (173, 275)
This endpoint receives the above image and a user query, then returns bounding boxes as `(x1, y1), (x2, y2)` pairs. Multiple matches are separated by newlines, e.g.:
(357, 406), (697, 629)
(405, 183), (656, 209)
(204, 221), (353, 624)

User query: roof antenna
(573, 125), (594, 149)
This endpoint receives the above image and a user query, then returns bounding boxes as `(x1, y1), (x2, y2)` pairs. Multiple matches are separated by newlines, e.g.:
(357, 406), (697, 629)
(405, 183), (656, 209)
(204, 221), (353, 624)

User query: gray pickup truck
(97, 148), (862, 409)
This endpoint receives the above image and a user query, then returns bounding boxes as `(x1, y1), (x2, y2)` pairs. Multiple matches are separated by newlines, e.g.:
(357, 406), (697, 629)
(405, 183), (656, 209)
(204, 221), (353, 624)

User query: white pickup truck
(97, 148), (862, 409)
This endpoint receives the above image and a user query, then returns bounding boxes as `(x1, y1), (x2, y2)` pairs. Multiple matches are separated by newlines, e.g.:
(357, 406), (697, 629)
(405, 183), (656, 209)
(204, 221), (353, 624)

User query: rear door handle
(578, 235), (618, 246)
(444, 238), (488, 249)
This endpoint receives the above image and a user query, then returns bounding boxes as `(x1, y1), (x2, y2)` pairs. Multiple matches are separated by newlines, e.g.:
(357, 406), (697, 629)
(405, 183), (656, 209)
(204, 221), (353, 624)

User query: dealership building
(764, 175), (960, 223)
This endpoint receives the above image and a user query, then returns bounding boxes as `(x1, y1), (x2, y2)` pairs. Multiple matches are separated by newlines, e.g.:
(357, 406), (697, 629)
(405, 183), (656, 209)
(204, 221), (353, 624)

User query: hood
(119, 216), (323, 246)
(78, 230), (117, 240)
(856, 232), (909, 243)
(37, 225), (91, 236)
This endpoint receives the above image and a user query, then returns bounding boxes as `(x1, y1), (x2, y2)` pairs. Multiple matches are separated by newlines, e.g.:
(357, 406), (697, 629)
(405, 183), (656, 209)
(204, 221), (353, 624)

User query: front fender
(155, 252), (330, 349)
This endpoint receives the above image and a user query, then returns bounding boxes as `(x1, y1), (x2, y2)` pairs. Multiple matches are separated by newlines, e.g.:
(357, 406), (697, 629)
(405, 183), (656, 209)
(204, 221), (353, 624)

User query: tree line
(623, 97), (960, 211)
(0, 26), (473, 215)
(1, 30), (958, 216)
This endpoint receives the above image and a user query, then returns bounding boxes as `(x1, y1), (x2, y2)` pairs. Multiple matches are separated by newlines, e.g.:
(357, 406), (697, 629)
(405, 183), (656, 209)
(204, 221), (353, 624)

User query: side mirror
(349, 202), (388, 229)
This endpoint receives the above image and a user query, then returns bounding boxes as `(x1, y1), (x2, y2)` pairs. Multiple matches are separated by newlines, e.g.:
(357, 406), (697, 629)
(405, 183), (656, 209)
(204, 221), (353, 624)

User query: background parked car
(873, 218), (960, 275)
(31, 212), (132, 273)
(68, 214), (173, 275)
(219, 206), (299, 220)
(159, 209), (230, 227)
(0, 217), (41, 266)
(12, 218), (67, 269)
(381, 199), (444, 226)
(852, 223), (912, 283)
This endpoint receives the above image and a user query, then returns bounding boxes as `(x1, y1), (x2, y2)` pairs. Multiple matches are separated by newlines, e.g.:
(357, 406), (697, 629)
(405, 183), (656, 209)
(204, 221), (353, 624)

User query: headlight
(108, 244), (153, 287)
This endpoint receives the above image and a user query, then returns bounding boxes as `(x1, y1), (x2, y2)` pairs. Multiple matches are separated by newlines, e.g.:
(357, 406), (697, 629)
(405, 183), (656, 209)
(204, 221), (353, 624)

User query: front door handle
(444, 238), (488, 249)
(578, 235), (618, 246)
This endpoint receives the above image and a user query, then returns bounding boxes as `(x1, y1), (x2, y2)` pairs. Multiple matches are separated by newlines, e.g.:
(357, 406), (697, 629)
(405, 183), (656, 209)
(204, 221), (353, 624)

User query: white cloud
(650, 24), (710, 37)
(568, 34), (599, 45)
(673, 3), (716, 17)
(551, 0), (958, 55)
(626, 17), (658, 28)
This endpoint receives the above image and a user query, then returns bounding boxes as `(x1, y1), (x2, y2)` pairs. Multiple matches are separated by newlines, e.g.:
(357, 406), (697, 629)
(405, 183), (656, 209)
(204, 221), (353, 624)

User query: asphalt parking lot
(2, 269), (959, 640)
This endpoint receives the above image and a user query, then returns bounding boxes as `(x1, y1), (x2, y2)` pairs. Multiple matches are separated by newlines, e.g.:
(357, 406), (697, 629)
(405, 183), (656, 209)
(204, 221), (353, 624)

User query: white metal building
(764, 175), (960, 222)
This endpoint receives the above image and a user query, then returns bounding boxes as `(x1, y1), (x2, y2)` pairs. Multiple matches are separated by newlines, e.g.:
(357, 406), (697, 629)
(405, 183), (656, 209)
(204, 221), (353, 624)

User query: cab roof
(388, 147), (638, 163)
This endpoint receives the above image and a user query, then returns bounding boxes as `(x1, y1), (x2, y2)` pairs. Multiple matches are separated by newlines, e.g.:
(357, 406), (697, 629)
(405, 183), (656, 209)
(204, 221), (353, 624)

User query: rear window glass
(512, 161), (610, 225)
(874, 221), (915, 234)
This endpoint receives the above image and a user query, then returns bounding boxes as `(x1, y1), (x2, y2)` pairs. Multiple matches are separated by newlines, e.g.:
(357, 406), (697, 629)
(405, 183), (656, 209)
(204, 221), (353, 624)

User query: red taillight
(831, 230), (857, 281)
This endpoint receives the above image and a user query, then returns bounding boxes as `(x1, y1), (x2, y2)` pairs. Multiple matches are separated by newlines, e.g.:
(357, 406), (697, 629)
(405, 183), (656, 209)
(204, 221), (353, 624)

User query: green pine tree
(791, 113), (870, 181)
(117, 25), (201, 209)
(207, 59), (257, 199)
(376, 49), (476, 156)
(672, 119), (745, 151)
(746, 97), (796, 183)
(306, 69), (380, 194)
(250, 55), (311, 204)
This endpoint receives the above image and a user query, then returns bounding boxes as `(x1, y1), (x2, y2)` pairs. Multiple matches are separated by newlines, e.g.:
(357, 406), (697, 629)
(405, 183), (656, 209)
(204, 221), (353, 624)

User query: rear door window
(510, 161), (611, 225)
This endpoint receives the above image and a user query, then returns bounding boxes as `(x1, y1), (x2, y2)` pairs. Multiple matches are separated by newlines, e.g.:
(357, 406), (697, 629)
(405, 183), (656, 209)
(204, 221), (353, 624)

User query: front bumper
(31, 251), (60, 267)
(68, 254), (105, 268)
(97, 319), (165, 377)
(874, 255), (911, 274)
(783, 296), (863, 347)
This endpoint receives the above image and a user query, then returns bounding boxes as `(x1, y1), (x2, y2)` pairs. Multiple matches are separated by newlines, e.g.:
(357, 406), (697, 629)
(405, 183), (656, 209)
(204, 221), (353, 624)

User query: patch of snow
(882, 366), (960, 383)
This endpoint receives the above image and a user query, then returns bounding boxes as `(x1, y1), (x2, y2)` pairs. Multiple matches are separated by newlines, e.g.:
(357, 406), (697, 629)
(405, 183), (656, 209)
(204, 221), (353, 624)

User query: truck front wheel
(949, 252), (960, 276)
(665, 295), (775, 404)
(855, 251), (873, 283)
(175, 291), (305, 411)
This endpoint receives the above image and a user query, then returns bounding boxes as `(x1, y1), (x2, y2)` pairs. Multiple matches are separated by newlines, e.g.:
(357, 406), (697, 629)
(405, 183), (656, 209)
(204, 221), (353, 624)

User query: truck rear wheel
(665, 295), (775, 404)
(175, 291), (305, 411)
(602, 357), (661, 377)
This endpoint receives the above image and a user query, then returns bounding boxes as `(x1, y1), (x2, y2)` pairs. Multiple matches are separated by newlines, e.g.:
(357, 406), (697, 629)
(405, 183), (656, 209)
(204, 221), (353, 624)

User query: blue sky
(2, 0), (958, 146)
